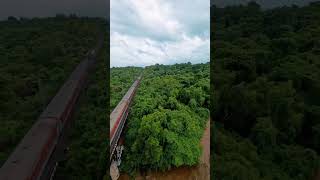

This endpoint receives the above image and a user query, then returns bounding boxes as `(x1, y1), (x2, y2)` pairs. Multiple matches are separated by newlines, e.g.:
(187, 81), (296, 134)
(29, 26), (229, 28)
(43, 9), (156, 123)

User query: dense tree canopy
(110, 67), (142, 112)
(119, 63), (209, 175)
(211, 2), (320, 179)
(0, 17), (105, 166)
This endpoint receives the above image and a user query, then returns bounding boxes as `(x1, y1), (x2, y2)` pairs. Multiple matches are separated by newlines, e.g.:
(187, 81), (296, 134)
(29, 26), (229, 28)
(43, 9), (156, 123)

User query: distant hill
(211, 0), (319, 9)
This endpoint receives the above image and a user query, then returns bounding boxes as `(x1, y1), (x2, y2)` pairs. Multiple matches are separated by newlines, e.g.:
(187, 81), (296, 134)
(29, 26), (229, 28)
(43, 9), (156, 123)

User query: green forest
(110, 67), (142, 112)
(116, 63), (210, 175)
(0, 16), (104, 166)
(211, 2), (320, 179)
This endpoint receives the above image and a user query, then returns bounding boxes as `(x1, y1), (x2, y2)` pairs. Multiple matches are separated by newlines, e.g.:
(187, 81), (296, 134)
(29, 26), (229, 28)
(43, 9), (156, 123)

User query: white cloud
(130, 0), (181, 36)
(111, 0), (210, 67)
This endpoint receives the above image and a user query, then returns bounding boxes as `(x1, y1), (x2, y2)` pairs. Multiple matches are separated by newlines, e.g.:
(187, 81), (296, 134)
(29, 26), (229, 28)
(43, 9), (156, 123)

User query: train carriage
(0, 54), (96, 180)
(40, 59), (90, 125)
(110, 76), (142, 160)
(0, 118), (59, 180)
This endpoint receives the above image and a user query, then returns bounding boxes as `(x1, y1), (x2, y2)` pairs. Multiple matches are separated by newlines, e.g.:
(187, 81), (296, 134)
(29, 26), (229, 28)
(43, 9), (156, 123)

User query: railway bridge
(109, 76), (142, 179)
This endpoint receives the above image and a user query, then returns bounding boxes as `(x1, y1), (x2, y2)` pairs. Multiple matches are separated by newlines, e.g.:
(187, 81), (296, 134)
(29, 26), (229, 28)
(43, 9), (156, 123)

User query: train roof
(110, 77), (141, 136)
(0, 118), (57, 180)
(40, 59), (88, 119)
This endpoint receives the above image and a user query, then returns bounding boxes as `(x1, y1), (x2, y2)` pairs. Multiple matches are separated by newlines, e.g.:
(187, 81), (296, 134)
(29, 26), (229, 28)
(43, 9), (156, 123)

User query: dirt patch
(314, 169), (320, 180)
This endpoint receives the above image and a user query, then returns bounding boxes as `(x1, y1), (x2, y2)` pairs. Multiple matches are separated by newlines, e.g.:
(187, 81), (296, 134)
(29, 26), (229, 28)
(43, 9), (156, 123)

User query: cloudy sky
(111, 0), (210, 67)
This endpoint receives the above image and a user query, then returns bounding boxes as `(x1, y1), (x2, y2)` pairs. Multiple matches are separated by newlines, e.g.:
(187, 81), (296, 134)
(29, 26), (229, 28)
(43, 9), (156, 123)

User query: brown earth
(314, 169), (320, 180)
(119, 120), (210, 180)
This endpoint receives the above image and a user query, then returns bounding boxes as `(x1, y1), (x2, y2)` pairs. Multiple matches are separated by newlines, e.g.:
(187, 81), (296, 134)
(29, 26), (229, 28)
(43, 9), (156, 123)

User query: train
(110, 76), (142, 161)
(0, 41), (102, 180)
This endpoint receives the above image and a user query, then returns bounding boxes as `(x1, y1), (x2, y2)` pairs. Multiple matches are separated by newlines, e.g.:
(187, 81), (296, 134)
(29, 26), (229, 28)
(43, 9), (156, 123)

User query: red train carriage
(40, 59), (90, 125)
(110, 76), (142, 161)
(0, 118), (59, 180)
(0, 55), (95, 180)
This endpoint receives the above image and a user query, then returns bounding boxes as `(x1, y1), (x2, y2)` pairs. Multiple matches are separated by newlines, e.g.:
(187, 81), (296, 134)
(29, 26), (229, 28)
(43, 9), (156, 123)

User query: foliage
(120, 63), (209, 174)
(0, 17), (104, 166)
(110, 67), (142, 111)
(211, 2), (320, 179)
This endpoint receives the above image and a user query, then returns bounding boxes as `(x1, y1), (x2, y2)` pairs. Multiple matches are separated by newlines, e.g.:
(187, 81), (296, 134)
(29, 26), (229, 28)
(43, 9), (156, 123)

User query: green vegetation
(110, 67), (142, 111)
(0, 16), (103, 166)
(211, 2), (320, 179)
(54, 30), (107, 179)
(120, 63), (209, 174)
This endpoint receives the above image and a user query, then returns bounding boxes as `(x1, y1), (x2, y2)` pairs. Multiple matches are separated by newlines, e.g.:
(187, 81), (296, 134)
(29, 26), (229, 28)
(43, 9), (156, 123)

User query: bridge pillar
(110, 161), (119, 180)
(110, 145), (124, 180)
